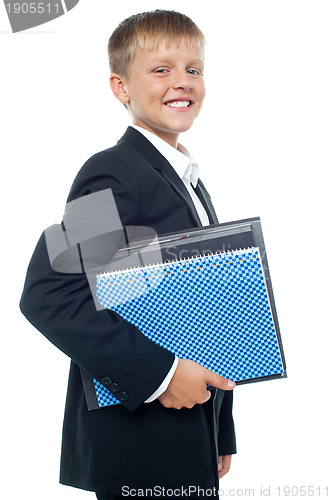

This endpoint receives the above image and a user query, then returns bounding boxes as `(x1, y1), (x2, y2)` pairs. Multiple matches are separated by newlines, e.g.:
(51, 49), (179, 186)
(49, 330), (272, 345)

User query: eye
(187, 68), (201, 75)
(153, 68), (169, 74)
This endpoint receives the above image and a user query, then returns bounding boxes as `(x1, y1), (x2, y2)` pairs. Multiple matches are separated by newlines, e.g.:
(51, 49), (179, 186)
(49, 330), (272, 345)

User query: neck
(132, 122), (179, 149)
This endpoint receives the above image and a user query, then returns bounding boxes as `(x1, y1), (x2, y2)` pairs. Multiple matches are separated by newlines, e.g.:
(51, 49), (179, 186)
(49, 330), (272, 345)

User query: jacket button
(101, 377), (112, 386)
(110, 382), (119, 393)
(117, 391), (128, 402)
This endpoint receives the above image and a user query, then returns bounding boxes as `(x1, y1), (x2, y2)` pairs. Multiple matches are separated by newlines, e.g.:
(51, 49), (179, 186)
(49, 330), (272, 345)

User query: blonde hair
(108, 10), (205, 79)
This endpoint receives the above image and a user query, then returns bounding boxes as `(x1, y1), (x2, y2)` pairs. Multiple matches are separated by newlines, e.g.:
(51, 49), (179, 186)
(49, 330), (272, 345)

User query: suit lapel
(157, 161), (202, 226)
(119, 127), (217, 227)
(194, 180), (219, 225)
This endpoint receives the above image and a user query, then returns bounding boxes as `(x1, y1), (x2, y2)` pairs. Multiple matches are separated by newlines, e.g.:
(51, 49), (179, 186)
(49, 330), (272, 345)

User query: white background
(1, 1), (331, 499)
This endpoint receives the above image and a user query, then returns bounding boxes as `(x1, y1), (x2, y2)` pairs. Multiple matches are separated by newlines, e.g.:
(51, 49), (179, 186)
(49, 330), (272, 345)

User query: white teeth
(166, 101), (190, 108)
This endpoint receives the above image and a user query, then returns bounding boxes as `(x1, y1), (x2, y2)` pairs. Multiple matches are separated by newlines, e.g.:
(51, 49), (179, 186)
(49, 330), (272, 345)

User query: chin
(167, 121), (194, 134)
(174, 125), (194, 134)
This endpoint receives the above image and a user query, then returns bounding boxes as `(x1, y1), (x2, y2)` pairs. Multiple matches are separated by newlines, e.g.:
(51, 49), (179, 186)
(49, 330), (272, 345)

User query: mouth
(164, 99), (194, 109)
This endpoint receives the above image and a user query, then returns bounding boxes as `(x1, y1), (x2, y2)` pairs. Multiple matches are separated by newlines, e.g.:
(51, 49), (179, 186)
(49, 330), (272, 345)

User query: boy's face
(113, 38), (205, 148)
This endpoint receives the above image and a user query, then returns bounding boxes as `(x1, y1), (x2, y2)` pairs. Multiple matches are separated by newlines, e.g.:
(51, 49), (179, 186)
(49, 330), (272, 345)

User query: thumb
(204, 368), (236, 391)
(204, 388), (212, 403)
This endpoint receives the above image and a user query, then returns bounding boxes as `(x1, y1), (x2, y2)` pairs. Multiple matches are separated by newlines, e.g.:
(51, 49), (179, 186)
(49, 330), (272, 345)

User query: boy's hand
(158, 358), (235, 410)
(218, 455), (232, 479)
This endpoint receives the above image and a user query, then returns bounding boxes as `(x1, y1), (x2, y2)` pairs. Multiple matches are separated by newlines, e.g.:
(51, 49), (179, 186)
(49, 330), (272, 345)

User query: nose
(171, 69), (193, 92)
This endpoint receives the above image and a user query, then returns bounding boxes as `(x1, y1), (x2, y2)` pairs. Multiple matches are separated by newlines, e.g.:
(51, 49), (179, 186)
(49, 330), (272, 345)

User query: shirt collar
(131, 125), (199, 188)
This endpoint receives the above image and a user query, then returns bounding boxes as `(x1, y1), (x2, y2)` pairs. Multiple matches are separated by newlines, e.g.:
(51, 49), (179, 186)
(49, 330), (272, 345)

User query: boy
(20, 10), (236, 499)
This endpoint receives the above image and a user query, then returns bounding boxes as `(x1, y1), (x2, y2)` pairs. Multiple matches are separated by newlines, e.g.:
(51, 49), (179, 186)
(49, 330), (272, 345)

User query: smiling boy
(110, 37), (205, 148)
(20, 10), (236, 500)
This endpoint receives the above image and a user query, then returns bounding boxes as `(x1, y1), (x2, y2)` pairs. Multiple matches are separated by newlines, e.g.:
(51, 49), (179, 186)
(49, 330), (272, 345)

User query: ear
(109, 73), (130, 104)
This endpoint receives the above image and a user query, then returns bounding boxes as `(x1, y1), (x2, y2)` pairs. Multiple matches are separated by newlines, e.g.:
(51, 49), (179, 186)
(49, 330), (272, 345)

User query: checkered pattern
(93, 379), (119, 406)
(94, 247), (283, 407)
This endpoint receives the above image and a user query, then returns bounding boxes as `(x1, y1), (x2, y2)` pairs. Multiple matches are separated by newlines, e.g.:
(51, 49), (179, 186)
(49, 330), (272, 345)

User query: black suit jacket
(20, 127), (236, 495)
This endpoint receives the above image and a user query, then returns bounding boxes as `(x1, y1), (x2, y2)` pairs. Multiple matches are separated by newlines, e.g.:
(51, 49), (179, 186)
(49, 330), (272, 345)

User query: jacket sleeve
(218, 390), (237, 455)
(19, 150), (175, 413)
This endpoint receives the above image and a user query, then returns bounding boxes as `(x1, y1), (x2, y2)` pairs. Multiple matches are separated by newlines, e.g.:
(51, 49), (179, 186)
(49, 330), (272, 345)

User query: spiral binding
(96, 246), (261, 283)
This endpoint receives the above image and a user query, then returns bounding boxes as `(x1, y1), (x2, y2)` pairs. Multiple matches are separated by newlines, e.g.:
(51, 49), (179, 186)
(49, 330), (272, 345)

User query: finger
(218, 455), (231, 479)
(219, 463), (230, 479)
(204, 389), (212, 403)
(204, 368), (236, 390)
(218, 456), (223, 479)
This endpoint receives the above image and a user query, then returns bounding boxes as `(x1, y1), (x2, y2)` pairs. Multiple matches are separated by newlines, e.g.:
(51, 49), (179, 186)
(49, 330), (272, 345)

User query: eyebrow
(146, 58), (204, 67)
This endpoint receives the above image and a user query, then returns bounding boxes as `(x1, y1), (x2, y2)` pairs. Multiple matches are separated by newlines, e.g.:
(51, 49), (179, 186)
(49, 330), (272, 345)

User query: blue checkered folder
(81, 218), (286, 409)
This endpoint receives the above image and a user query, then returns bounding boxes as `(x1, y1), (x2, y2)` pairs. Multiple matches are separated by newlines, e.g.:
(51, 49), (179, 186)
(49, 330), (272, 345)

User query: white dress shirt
(131, 125), (211, 402)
